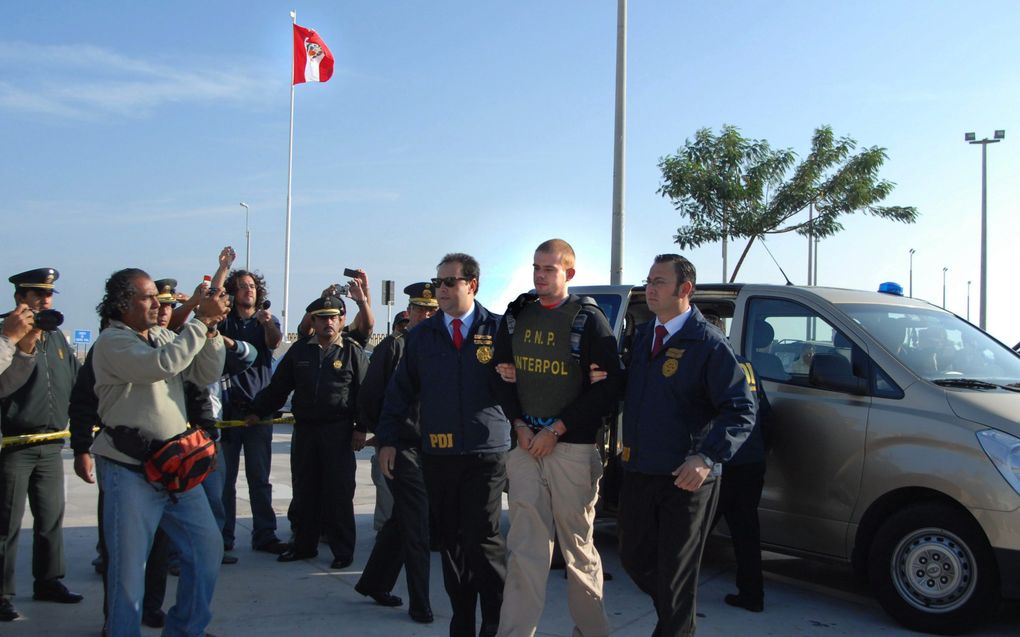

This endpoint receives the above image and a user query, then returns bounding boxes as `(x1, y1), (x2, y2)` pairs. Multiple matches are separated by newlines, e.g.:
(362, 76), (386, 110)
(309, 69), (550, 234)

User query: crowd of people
(0, 240), (767, 637)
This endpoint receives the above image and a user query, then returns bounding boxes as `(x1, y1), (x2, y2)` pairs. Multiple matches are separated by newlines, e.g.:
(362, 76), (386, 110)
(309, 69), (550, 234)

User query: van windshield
(841, 304), (1020, 385)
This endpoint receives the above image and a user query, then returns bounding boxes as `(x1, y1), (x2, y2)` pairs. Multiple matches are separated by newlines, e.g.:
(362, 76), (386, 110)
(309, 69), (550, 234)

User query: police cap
(154, 278), (179, 306)
(306, 295), (346, 317)
(9, 268), (59, 293)
(404, 282), (438, 308)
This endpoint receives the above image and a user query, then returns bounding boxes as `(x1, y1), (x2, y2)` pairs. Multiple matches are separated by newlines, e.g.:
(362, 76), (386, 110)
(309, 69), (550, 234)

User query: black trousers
(290, 424), (355, 560)
(618, 471), (720, 637)
(98, 484), (171, 618)
(0, 442), (66, 596)
(422, 452), (507, 637)
(713, 462), (765, 602)
(356, 447), (431, 613)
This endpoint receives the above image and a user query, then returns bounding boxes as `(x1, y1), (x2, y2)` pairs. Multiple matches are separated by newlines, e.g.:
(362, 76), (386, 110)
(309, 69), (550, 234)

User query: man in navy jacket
(377, 253), (510, 637)
(619, 254), (755, 637)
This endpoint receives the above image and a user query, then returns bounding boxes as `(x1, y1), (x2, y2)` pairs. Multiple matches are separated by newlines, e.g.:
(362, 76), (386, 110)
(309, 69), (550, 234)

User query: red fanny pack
(144, 428), (217, 495)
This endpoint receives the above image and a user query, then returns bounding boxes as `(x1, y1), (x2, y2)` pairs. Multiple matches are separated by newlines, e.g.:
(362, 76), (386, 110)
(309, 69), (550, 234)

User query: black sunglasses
(431, 276), (471, 288)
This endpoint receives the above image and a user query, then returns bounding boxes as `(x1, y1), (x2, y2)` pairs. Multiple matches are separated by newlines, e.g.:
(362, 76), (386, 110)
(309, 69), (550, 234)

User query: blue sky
(2, 1), (1018, 344)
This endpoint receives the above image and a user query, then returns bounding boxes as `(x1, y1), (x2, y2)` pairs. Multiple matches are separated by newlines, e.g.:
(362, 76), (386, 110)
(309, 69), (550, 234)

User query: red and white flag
(293, 24), (334, 85)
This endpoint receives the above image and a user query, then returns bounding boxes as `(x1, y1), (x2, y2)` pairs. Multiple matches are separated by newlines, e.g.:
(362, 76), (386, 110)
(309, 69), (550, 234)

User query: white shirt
(444, 303), (476, 342)
(652, 307), (693, 351)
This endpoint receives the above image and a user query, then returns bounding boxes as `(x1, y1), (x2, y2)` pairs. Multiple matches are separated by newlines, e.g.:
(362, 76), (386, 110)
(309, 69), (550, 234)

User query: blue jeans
(220, 424), (278, 548)
(202, 443), (227, 533)
(97, 457), (222, 637)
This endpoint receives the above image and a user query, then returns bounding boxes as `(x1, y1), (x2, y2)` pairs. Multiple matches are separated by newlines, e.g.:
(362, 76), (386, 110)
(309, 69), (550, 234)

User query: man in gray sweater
(90, 268), (228, 637)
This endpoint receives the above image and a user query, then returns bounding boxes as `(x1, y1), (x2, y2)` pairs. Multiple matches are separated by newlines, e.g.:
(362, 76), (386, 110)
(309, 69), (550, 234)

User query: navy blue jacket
(702, 354), (769, 467)
(376, 302), (510, 455)
(622, 305), (755, 475)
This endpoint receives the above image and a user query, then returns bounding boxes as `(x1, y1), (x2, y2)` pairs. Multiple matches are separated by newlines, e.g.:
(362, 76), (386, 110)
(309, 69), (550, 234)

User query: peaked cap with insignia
(9, 268), (59, 293)
(404, 281), (439, 308)
(154, 278), (179, 305)
(306, 295), (346, 317)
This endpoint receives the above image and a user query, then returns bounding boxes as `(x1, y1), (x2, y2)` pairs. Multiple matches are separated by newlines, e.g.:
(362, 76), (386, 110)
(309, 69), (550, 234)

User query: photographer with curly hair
(216, 253), (288, 556)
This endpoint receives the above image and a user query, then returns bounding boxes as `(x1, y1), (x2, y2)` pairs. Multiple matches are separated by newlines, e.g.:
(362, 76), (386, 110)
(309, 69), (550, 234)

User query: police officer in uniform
(618, 255), (755, 637)
(378, 253), (510, 637)
(0, 268), (83, 622)
(247, 295), (368, 568)
(356, 282), (437, 623)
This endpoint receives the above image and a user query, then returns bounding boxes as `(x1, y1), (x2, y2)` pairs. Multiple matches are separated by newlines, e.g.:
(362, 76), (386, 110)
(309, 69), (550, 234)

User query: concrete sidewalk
(3, 425), (1018, 636)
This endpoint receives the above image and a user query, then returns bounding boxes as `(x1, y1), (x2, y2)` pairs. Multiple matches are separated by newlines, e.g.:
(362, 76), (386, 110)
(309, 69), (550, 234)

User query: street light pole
(240, 202), (251, 272)
(942, 267), (948, 309)
(908, 248), (915, 298)
(609, 0), (626, 285)
(965, 130), (1005, 330)
(967, 280), (972, 322)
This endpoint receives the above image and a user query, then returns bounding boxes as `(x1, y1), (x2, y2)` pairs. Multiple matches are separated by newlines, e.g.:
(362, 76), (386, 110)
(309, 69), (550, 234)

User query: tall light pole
(964, 129), (1005, 330)
(942, 267), (948, 309)
(609, 0), (627, 285)
(967, 280), (972, 322)
(239, 202), (251, 271)
(908, 248), (916, 297)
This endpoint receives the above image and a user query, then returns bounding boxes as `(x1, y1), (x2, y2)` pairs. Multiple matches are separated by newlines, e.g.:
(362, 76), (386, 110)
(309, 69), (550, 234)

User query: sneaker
(0, 597), (18, 621)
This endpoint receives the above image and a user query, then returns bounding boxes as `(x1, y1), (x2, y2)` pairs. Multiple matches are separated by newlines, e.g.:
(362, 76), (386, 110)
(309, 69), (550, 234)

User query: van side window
(745, 297), (883, 396)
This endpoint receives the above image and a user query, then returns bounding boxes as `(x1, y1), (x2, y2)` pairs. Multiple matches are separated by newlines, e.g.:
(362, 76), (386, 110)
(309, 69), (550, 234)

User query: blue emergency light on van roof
(878, 282), (904, 296)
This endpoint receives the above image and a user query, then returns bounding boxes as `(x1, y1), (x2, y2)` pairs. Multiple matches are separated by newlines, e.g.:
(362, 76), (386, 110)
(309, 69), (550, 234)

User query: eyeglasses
(236, 283), (257, 290)
(431, 276), (471, 288)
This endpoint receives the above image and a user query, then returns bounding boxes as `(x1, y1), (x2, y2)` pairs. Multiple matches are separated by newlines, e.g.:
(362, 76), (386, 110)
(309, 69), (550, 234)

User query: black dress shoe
(277, 549), (317, 562)
(724, 593), (764, 612)
(255, 539), (289, 555)
(0, 597), (19, 621)
(221, 554), (239, 565)
(32, 581), (84, 604)
(409, 608), (434, 624)
(354, 585), (402, 607)
(330, 556), (353, 569)
(142, 608), (166, 628)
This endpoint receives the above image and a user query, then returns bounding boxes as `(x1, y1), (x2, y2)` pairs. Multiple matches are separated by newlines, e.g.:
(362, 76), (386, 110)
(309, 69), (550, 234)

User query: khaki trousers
(498, 443), (610, 637)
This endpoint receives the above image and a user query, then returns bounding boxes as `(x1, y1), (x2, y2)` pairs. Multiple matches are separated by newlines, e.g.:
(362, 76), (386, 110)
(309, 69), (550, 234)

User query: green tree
(657, 125), (918, 282)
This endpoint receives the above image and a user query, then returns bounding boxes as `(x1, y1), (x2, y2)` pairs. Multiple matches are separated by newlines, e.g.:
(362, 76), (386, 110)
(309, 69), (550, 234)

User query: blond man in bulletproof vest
(491, 239), (623, 637)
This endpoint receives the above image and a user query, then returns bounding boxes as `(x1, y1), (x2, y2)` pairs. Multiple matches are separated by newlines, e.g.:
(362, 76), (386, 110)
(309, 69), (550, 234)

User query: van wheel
(868, 503), (999, 634)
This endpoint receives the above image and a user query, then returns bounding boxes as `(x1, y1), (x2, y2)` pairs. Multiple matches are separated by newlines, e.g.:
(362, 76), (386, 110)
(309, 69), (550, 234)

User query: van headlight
(977, 429), (1020, 497)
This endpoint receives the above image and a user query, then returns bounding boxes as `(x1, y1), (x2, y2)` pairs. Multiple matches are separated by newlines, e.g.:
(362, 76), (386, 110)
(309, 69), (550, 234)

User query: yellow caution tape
(1, 417), (295, 447)
(0, 430), (71, 446)
(215, 416), (295, 429)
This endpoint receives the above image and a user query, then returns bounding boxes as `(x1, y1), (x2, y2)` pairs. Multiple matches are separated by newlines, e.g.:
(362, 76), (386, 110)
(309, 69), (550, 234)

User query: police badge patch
(476, 346), (493, 364)
(333, 359), (343, 369)
(662, 358), (678, 377)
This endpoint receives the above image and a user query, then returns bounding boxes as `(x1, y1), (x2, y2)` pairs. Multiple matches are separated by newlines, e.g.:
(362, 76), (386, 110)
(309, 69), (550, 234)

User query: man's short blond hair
(535, 238), (575, 269)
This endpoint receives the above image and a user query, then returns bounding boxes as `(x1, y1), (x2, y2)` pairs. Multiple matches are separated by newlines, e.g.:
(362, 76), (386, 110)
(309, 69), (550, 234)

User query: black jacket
(253, 335), (368, 428)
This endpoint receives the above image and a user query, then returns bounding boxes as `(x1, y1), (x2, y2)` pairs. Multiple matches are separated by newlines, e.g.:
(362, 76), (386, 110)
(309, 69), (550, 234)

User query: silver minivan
(577, 283), (1020, 634)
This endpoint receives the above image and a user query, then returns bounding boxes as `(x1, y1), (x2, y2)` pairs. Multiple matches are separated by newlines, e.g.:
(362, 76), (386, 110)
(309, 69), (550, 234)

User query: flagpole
(283, 10), (296, 339)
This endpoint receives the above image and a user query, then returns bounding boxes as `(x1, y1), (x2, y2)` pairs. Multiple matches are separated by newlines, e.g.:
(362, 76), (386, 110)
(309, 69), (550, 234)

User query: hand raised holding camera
(1, 304), (35, 343)
(219, 246), (236, 270)
(195, 292), (230, 328)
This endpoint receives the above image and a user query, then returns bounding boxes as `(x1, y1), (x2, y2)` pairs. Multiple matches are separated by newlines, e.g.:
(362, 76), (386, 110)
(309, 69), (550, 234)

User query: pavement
(2, 424), (1018, 636)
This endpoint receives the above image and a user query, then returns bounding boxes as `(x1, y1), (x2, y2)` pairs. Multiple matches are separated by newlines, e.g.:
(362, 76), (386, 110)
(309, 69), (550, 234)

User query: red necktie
(651, 324), (668, 359)
(451, 318), (463, 350)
